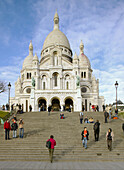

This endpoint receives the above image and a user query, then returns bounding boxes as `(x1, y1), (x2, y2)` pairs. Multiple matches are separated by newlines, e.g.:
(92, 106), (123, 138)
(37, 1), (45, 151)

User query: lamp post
(8, 82), (11, 111)
(115, 81), (118, 110)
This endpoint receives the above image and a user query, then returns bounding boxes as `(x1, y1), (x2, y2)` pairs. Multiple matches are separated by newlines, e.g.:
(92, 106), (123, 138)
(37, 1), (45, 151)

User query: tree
(0, 81), (6, 93)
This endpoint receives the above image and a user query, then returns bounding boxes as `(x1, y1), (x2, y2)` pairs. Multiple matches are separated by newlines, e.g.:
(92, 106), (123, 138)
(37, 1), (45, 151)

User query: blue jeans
(13, 130), (17, 138)
(82, 137), (87, 148)
(19, 128), (24, 138)
(109, 113), (111, 119)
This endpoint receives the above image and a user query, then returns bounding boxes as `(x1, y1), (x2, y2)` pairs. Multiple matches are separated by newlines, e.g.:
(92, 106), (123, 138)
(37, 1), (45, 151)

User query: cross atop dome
(54, 10), (59, 30)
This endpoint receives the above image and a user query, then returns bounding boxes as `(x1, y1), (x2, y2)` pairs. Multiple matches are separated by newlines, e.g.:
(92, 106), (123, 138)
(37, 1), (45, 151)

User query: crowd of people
(4, 115), (24, 140)
(3, 105), (123, 163)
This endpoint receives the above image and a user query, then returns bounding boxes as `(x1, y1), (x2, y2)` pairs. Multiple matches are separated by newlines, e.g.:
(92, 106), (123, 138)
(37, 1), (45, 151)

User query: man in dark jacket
(93, 120), (100, 141)
(104, 110), (108, 123)
(4, 119), (11, 140)
(48, 105), (51, 116)
(11, 120), (18, 138)
(81, 127), (89, 149)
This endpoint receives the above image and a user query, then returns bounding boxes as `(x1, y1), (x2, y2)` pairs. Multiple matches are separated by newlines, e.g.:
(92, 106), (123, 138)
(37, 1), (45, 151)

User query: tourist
(11, 120), (18, 138)
(48, 105), (51, 116)
(106, 128), (114, 151)
(70, 105), (72, 112)
(79, 111), (83, 124)
(60, 113), (65, 119)
(92, 105), (95, 112)
(2, 105), (5, 110)
(102, 105), (105, 111)
(6, 104), (9, 110)
(88, 117), (94, 123)
(19, 119), (24, 138)
(96, 105), (99, 112)
(11, 104), (14, 111)
(46, 135), (56, 163)
(29, 105), (32, 112)
(109, 108), (112, 119)
(115, 108), (118, 117)
(93, 120), (100, 141)
(122, 123), (124, 133)
(104, 110), (109, 123)
(42, 103), (45, 111)
(4, 118), (11, 140)
(81, 127), (89, 149)
(84, 117), (88, 123)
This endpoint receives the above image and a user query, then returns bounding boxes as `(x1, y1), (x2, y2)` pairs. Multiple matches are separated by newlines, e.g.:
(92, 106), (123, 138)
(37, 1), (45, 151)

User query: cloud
(0, 0), (124, 105)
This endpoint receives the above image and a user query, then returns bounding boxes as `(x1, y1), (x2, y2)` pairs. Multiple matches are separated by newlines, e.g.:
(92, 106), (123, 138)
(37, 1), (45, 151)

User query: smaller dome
(33, 53), (39, 61)
(73, 52), (78, 60)
(22, 55), (33, 68)
(79, 53), (91, 68)
(22, 41), (33, 69)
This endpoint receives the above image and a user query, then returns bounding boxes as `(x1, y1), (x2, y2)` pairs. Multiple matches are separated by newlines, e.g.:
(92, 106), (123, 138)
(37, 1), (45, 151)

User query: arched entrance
(65, 98), (73, 111)
(38, 98), (47, 111)
(51, 98), (60, 111)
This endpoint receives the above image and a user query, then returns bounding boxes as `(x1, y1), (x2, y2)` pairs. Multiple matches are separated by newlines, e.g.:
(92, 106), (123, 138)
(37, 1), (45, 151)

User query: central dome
(42, 11), (71, 51)
(42, 29), (71, 50)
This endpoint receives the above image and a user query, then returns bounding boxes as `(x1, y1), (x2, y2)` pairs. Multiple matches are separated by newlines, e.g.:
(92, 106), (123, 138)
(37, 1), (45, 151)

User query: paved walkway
(0, 161), (124, 170)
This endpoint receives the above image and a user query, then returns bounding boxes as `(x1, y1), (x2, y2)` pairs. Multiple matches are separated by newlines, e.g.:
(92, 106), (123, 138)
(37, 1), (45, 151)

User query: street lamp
(115, 81), (118, 110)
(8, 82), (11, 111)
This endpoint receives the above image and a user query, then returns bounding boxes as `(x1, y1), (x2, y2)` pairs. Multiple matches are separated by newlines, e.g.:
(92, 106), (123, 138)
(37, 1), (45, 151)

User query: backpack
(46, 140), (51, 149)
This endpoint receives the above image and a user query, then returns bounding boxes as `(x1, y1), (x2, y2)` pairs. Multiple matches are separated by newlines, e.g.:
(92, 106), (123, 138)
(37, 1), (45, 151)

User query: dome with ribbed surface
(42, 11), (71, 51)
(79, 53), (91, 68)
(42, 29), (71, 50)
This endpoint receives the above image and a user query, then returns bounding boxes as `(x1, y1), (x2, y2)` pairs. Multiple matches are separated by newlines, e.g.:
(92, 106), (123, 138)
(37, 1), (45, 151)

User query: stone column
(30, 87), (35, 111)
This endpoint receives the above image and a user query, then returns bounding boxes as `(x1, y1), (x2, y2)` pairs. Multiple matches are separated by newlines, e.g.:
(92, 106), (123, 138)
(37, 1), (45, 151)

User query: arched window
(66, 81), (69, 89)
(84, 72), (86, 78)
(81, 72), (83, 78)
(27, 73), (29, 79)
(54, 74), (57, 86)
(53, 72), (58, 87)
(53, 51), (58, 66)
(43, 82), (45, 90)
(30, 73), (31, 79)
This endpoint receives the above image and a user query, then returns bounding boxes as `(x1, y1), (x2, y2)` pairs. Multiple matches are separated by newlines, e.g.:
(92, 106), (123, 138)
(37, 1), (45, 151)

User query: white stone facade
(10, 12), (104, 112)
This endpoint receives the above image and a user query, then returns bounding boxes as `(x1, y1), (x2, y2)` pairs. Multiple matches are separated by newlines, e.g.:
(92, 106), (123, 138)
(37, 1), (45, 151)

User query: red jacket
(4, 121), (11, 130)
(47, 138), (56, 149)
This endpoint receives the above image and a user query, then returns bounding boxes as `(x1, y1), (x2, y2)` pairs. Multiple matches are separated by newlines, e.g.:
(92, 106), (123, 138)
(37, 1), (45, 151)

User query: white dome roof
(42, 29), (71, 50)
(22, 41), (33, 68)
(79, 53), (91, 68)
(42, 11), (71, 52)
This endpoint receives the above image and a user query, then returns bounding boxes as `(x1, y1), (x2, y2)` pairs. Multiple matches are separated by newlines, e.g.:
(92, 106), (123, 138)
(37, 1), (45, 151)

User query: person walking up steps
(106, 128), (114, 151)
(46, 135), (56, 163)
(81, 127), (89, 149)
(79, 111), (83, 124)
(93, 120), (100, 141)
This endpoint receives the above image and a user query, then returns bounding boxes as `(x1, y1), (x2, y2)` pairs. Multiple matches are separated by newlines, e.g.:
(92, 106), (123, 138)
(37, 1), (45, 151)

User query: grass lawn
(0, 111), (10, 123)
(118, 112), (124, 118)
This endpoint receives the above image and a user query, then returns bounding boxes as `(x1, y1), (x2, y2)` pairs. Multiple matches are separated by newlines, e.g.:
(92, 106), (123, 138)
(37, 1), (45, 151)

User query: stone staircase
(0, 111), (124, 162)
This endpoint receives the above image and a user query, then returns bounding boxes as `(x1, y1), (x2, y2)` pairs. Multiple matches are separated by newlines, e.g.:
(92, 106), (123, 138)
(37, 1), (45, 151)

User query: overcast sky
(0, 0), (124, 105)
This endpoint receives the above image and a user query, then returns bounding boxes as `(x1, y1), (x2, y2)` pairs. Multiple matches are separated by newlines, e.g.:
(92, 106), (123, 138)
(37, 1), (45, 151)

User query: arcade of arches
(37, 97), (73, 111)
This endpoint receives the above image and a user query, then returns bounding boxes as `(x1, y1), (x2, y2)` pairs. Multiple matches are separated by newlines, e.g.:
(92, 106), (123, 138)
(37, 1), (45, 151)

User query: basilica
(10, 11), (104, 112)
